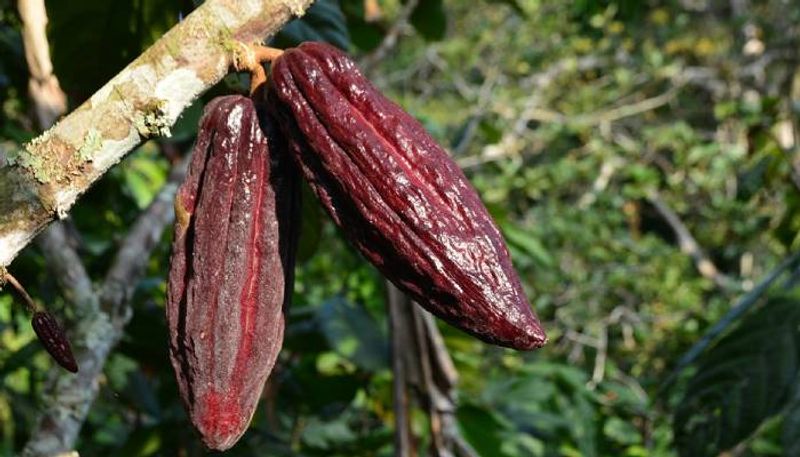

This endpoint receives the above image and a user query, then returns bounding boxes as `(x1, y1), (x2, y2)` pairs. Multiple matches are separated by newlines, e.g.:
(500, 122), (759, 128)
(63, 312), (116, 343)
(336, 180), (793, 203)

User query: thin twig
(2, 271), (37, 313)
(421, 311), (458, 388)
(576, 85), (681, 125)
(385, 281), (477, 457)
(578, 157), (622, 209)
(386, 282), (414, 457)
(452, 68), (500, 156)
(510, 85), (681, 127)
(462, 60), (715, 170)
(777, 58), (800, 193)
(19, 0), (93, 323)
(646, 191), (739, 292)
(360, 0), (421, 74)
(410, 301), (469, 457)
(460, 55), (608, 169)
(587, 325), (608, 390)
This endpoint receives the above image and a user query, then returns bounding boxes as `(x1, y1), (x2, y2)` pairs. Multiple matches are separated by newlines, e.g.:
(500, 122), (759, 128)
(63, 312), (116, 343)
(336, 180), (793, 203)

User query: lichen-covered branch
(0, 0), (314, 269)
(19, 0), (96, 322)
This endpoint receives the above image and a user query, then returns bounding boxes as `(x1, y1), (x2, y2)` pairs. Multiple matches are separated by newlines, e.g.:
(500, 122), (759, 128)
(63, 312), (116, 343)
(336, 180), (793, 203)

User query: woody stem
(3, 271), (38, 313)
(234, 44), (285, 95)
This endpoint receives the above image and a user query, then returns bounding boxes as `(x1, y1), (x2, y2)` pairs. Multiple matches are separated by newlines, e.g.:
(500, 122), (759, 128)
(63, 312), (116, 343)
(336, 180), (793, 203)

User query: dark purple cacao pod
(267, 42), (546, 350)
(31, 311), (78, 373)
(166, 95), (299, 450)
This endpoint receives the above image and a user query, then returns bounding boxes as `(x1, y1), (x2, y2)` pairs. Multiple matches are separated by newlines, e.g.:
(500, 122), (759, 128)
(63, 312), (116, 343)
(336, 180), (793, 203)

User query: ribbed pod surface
(268, 43), (545, 350)
(166, 95), (299, 450)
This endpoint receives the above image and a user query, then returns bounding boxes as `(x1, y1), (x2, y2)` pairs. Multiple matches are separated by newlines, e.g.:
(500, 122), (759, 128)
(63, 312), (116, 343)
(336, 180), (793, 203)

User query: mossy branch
(0, 0), (315, 268)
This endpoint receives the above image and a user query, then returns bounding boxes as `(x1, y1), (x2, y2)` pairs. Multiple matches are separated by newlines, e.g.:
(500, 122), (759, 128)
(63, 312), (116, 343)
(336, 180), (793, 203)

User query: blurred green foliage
(2, 0), (800, 456)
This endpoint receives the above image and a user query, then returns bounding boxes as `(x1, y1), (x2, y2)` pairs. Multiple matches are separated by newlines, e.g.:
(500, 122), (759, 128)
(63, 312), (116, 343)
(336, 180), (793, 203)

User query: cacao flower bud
(166, 95), (300, 450)
(31, 311), (78, 373)
(267, 42), (546, 350)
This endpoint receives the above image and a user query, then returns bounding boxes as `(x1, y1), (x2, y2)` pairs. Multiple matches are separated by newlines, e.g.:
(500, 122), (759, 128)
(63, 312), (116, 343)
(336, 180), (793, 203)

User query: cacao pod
(166, 95), (300, 450)
(31, 311), (78, 373)
(267, 42), (546, 350)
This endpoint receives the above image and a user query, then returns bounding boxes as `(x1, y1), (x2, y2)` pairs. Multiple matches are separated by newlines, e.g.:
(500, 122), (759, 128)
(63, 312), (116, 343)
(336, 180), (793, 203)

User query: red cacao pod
(31, 311), (78, 373)
(267, 42), (546, 350)
(166, 95), (299, 450)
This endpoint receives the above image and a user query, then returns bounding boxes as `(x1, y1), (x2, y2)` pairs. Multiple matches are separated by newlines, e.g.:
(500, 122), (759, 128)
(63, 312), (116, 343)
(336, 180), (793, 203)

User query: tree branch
(461, 54), (609, 169)
(19, 0), (97, 325)
(100, 162), (187, 321)
(36, 224), (97, 318)
(0, 0), (315, 269)
(646, 191), (739, 292)
(386, 282), (414, 456)
(18, 0), (66, 129)
(16, 4), (193, 453)
(385, 281), (476, 457)
(15, 2), (314, 453)
(23, 158), (188, 457)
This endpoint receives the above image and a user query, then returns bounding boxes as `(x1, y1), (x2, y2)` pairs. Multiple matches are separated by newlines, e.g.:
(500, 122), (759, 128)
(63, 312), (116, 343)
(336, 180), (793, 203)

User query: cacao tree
(2, 1), (800, 456)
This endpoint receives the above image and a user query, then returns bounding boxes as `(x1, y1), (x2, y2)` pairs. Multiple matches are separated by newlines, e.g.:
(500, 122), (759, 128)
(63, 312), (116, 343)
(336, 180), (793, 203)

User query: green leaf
(0, 341), (38, 376)
(317, 297), (388, 371)
(674, 297), (800, 457)
(457, 403), (514, 457)
(478, 119), (504, 145)
(603, 417), (641, 446)
(301, 416), (356, 449)
(346, 18), (384, 51)
(501, 223), (554, 268)
(410, 0), (447, 41)
(297, 181), (324, 264)
(118, 305), (171, 373)
(121, 143), (168, 209)
(484, 0), (526, 17)
(271, 0), (351, 50)
(783, 382), (800, 457)
(123, 370), (162, 420)
(167, 98), (203, 143)
(46, 0), (180, 96)
(117, 426), (162, 457)
(0, 21), (24, 91)
(338, 0), (384, 51)
(288, 355), (362, 412)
